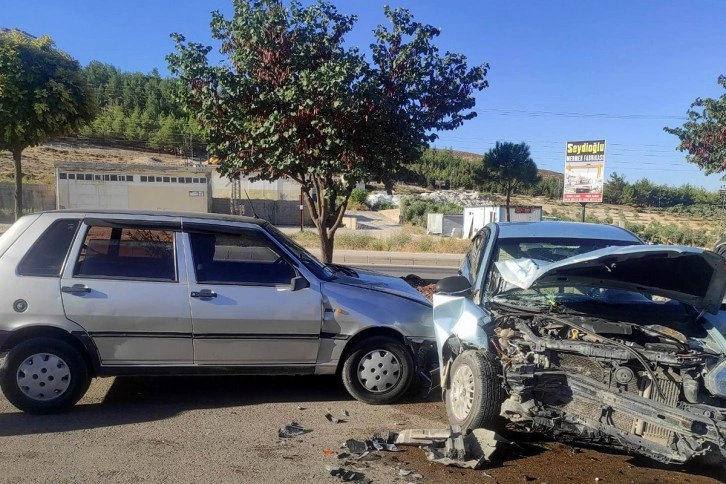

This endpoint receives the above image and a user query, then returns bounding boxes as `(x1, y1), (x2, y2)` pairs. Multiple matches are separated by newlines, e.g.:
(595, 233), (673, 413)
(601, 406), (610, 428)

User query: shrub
(399, 197), (462, 227)
(349, 188), (368, 206)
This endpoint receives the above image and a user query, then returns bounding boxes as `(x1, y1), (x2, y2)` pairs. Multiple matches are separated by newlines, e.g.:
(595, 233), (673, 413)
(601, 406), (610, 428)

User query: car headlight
(704, 358), (726, 399)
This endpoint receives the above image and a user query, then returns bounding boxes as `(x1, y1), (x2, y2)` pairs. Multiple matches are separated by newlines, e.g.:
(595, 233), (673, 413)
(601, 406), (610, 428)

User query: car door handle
(191, 289), (217, 299)
(62, 284), (92, 294)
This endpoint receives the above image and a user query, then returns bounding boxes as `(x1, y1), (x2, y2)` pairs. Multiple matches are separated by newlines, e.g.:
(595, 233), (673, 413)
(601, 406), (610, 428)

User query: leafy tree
(665, 75), (726, 176)
(167, 0), (488, 262)
(80, 61), (203, 156)
(476, 142), (539, 221)
(0, 30), (94, 219)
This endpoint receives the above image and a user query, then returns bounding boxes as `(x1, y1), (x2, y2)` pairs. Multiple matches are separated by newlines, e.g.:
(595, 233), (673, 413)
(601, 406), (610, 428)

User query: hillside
(0, 143), (191, 185)
(445, 149), (563, 179)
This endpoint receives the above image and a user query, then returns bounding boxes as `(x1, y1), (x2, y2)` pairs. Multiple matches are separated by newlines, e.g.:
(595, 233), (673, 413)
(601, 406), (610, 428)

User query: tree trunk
(505, 183), (511, 222)
(12, 149), (23, 221)
(319, 228), (334, 264)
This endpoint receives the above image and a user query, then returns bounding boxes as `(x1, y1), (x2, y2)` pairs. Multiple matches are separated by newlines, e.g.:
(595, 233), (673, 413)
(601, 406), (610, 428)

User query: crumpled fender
(432, 293), (492, 383)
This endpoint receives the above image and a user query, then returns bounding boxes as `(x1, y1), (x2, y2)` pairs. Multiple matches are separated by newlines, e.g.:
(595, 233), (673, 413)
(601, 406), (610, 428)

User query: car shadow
(0, 374), (434, 437)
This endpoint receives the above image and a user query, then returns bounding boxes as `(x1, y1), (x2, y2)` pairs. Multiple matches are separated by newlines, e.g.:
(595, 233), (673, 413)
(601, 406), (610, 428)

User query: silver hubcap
(357, 349), (402, 393)
(450, 364), (475, 420)
(16, 353), (71, 401)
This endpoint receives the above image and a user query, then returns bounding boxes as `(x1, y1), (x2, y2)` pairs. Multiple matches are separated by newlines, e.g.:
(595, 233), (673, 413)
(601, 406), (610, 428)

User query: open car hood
(495, 245), (726, 314)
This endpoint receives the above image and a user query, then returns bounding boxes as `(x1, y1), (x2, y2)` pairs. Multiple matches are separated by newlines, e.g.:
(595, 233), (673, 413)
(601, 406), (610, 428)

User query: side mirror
(290, 276), (309, 292)
(436, 275), (472, 297)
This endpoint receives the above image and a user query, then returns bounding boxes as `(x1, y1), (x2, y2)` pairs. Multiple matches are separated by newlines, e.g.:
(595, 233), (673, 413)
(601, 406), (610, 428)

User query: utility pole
(299, 186), (304, 232)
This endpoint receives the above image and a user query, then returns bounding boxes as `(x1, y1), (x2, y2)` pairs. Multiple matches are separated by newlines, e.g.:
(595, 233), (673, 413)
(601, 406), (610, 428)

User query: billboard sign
(563, 140), (605, 203)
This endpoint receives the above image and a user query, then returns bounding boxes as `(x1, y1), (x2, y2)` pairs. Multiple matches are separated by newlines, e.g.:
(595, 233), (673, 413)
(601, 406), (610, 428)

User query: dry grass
(289, 228), (470, 253)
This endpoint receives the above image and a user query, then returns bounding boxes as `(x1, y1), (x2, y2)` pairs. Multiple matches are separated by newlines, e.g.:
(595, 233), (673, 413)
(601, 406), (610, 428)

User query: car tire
(445, 350), (503, 433)
(341, 336), (414, 405)
(0, 337), (91, 414)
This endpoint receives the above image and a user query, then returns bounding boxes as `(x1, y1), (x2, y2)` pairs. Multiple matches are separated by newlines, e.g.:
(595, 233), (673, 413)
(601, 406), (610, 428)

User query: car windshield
(486, 237), (646, 309)
(264, 223), (334, 279)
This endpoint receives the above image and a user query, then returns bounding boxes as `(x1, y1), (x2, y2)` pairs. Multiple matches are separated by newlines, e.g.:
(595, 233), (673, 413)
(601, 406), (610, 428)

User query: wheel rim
(356, 349), (402, 393)
(16, 353), (72, 402)
(450, 363), (475, 420)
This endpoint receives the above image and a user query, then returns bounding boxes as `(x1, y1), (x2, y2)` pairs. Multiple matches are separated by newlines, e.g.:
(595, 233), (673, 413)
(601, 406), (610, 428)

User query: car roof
(495, 221), (642, 242)
(39, 209), (266, 226)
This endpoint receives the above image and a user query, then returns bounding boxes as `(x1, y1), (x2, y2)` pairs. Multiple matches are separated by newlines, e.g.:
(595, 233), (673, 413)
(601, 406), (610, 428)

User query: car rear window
(74, 226), (176, 281)
(17, 219), (81, 277)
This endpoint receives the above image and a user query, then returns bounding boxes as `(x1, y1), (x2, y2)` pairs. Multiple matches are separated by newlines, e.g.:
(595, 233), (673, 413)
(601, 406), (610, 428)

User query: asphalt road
(0, 376), (722, 483)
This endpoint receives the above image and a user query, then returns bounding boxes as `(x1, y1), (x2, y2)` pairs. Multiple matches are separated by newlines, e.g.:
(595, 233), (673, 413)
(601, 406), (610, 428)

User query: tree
(664, 75), (726, 176)
(0, 30), (94, 219)
(476, 142), (538, 221)
(167, 0), (488, 262)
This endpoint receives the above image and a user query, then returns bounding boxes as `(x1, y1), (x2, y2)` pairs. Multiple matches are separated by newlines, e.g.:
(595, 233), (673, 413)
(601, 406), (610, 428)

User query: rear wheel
(341, 336), (414, 404)
(0, 337), (90, 414)
(445, 350), (503, 432)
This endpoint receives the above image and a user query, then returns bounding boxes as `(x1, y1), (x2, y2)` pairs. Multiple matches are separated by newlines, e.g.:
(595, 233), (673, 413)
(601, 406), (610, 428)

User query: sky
(3, 1), (726, 190)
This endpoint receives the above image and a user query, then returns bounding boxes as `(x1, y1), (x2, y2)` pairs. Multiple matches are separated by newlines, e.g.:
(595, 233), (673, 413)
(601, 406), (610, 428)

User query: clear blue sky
(4, 1), (726, 190)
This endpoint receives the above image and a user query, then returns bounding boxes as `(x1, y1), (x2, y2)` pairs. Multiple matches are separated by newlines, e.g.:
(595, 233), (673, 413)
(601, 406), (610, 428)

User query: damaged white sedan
(434, 221), (726, 464)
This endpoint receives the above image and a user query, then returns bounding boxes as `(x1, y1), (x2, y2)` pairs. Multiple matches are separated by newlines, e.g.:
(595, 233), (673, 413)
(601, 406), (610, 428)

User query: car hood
(331, 267), (431, 305)
(495, 245), (726, 314)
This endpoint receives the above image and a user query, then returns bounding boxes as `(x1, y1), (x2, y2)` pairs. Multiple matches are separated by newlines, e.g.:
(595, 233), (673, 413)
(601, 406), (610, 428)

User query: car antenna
(244, 190), (259, 219)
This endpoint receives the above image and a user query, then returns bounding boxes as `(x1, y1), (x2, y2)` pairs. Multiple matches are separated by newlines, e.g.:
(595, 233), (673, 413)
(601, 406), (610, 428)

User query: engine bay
(489, 307), (726, 463)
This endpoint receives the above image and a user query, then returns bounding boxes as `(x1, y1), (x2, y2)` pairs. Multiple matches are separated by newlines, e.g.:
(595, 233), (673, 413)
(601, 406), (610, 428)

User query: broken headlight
(704, 358), (726, 399)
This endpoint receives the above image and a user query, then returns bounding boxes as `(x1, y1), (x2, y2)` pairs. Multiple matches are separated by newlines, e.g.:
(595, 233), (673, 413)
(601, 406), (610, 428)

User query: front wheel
(445, 350), (503, 432)
(341, 336), (414, 404)
(0, 337), (91, 414)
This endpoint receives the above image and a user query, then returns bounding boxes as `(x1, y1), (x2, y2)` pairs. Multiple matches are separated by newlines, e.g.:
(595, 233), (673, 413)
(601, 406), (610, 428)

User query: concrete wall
(127, 185), (208, 212)
(0, 183), (55, 216)
(211, 198), (313, 226)
(211, 172), (301, 200)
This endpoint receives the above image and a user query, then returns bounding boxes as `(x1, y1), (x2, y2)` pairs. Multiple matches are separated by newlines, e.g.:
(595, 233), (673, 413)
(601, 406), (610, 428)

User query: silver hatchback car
(0, 210), (435, 413)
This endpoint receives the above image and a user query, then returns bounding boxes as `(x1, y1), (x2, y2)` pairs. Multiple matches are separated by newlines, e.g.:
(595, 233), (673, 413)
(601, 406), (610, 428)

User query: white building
(462, 205), (543, 238)
(56, 162), (213, 213)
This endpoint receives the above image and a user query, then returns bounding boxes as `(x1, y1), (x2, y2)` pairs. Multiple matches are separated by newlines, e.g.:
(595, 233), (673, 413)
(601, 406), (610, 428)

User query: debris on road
(277, 421), (309, 439)
(399, 469), (423, 479)
(342, 409), (350, 417)
(345, 439), (369, 455)
(326, 465), (366, 482)
(392, 426), (511, 470)
(325, 412), (346, 424)
(344, 434), (401, 456)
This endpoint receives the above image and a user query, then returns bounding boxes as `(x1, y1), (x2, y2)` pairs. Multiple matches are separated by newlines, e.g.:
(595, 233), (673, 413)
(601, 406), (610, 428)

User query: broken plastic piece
(398, 469), (413, 477)
(395, 426), (507, 470)
(326, 466), (365, 482)
(345, 439), (369, 454)
(323, 449), (335, 456)
(278, 421), (308, 439)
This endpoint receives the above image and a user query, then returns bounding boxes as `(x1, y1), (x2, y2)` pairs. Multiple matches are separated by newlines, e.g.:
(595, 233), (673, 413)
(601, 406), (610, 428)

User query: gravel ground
(0, 376), (723, 484)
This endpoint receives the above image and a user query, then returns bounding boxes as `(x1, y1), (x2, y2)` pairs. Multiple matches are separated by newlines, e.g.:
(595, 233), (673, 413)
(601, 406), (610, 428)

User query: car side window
(17, 219), (81, 277)
(190, 229), (296, 285)
(74, 226), (176, 281)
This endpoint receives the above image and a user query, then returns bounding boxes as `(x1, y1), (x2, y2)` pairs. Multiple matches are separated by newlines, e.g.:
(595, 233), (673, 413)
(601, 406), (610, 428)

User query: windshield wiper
(327, 263), (358, 277)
